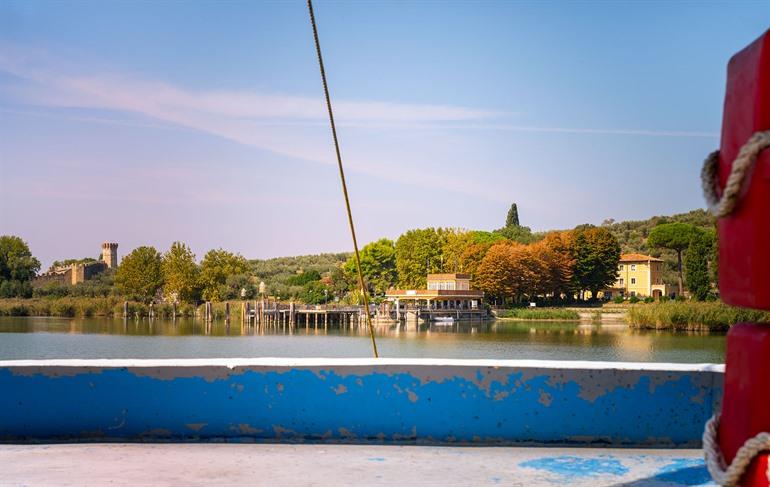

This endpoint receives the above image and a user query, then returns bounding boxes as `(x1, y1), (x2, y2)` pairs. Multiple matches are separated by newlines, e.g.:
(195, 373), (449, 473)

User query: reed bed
(627, 301), (770, 331)
(496, 308), (581, 320)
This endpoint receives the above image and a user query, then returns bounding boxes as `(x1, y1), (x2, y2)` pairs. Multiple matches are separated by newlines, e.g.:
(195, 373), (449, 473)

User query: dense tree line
(3, 206), (720, 305)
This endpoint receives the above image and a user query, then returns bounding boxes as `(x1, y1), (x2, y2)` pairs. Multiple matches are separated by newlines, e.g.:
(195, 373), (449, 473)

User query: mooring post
(123, 301), (128, 318)
(707, 31), (770, 487)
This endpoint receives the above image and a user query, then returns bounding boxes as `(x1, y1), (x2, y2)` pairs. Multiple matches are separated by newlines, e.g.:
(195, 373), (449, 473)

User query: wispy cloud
(0, 44), (716, 206)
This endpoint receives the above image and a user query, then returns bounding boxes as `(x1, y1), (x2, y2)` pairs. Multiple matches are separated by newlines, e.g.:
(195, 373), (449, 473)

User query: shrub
(643, 296), (655, 304)
(629, 296), (640, 304)
(613, 296), (625, 304)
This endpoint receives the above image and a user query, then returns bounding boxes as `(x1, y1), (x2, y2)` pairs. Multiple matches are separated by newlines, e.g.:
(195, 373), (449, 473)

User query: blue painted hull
(0, 359), (723, 446)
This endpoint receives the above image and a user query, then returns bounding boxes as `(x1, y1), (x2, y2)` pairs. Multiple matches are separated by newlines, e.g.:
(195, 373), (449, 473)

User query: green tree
(395, 228), (444, 288)
(0, 235), (40, 298)
(647, 223), (696, 296)
(115, 246), (163, 301)
(344, 238), (397, 296)
(506, 203), (520, 227)
(161, 242), (200, 303)
(493, 225), (539, 244)
(685, 230), (713, 301)
(329, 266), (353, 301)
(469, 230), (507, 245)
(441, 230), (474, 273)
(224, 273), (256, 300)
(298, 280), (330, 305)
(199, 249), (248, 301)
(285, 270), (322, 286)
(570, 226), (621, 299)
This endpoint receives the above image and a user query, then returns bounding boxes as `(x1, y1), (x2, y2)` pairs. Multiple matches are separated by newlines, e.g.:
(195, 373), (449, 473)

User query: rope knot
(702, 131), (770, 217)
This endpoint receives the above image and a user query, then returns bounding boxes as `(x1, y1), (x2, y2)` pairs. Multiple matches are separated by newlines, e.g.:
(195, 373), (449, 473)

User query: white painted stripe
(0, 358), (725, 372)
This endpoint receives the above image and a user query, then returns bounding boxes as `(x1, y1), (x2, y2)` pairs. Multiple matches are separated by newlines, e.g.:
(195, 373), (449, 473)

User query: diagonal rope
(307, 0), (379, 358)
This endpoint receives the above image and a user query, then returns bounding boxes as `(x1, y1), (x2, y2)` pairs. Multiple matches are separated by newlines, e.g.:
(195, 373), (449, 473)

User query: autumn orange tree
(476, 242), (518, 303)
(534, 231), (576, 299)
(459, 242), (493, 284)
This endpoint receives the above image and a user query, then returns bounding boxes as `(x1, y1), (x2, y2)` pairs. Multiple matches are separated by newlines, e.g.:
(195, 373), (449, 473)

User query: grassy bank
(0, 297), (213, 319)
(496, 308), (581, 321)
(627, 301), (770, 331)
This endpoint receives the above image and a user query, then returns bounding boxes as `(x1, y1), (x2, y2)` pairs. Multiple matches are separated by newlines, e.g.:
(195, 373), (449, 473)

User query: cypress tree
(685, 231), (711, 301)
(506, 203), (520, 228)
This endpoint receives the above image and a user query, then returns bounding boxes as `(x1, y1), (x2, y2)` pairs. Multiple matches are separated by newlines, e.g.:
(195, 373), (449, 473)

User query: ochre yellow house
(605, 253), (668, 299)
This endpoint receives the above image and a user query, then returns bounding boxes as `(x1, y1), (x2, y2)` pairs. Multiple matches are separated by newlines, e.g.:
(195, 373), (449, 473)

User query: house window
(630, 291), (636, 297)
(619, 264), (624, 270)
(631, 278), (636, 284)
(619, 278), (624, 285)
(630, 264), (636, 271)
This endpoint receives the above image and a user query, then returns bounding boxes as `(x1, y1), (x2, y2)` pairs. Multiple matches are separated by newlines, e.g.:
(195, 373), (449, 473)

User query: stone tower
(101, 242), (118, 269)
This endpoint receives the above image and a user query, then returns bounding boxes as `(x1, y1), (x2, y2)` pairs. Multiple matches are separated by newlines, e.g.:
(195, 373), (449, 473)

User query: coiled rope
(703, 415), (770, 486)
(307, 0), (379, 357)
(701, 131), (770, 217)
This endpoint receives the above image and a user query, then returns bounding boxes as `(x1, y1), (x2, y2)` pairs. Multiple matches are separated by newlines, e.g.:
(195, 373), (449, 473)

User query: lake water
(0, 316), (726, 363)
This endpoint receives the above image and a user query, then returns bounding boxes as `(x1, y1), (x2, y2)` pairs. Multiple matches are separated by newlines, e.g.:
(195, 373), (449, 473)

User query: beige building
(101, 242), (119, 269)
(386, 273), (483, 310)
(606, 253), (668, 299)
(34, 241), (119, 288)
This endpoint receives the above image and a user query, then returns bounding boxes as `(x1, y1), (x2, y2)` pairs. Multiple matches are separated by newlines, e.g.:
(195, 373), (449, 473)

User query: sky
(0, 1), (768, 269)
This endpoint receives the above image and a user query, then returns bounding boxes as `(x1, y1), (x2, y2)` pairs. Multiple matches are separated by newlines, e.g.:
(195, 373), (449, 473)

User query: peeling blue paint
(519, 455), (629, 480)
(0, 361), (722, 445)
(652, 459), (715, 486)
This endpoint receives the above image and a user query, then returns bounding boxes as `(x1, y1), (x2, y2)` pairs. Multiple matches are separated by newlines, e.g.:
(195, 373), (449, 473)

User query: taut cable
(307, 0), (379, 358)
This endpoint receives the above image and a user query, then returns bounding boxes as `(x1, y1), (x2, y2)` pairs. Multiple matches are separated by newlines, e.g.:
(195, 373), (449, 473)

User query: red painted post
(720, 324), (770, 486)
(717, 30), (770, 310)
(715, 29), (770, 486)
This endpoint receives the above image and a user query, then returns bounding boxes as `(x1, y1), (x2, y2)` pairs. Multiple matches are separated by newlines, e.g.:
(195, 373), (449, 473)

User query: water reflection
(0, 316), (726, 363)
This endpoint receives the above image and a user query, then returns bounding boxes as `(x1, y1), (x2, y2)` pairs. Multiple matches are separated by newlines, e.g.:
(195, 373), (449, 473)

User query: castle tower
(101, 242), (118, 269)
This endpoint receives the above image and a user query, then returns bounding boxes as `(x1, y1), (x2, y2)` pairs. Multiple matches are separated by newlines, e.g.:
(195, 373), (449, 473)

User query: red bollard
(719, 324), (770, 486)
(714, 30), (770, 486)
(717, 30), (770, 310)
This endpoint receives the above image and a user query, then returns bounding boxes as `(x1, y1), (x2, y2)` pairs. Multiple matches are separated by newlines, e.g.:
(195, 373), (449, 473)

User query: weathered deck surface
(0, 443), (714, 486)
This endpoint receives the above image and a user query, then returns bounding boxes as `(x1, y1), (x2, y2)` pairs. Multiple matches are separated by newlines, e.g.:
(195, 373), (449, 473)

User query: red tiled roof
(620, 253), (663, 262)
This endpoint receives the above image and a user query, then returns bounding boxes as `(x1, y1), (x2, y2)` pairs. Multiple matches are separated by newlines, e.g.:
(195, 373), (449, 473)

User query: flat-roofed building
(385, 273), (483, 312)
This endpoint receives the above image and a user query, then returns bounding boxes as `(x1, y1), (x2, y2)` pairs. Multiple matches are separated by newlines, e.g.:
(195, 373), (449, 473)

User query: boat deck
(0, 443), (714, 486)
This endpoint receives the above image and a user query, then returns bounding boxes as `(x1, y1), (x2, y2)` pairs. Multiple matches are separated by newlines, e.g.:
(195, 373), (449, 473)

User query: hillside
(603, 209), (716, 288)
(248, 252), (351, 298)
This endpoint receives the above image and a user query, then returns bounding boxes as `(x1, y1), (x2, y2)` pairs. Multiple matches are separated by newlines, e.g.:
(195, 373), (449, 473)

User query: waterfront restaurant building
(385, 273), (484, 310)
(604, 253), (669, 299)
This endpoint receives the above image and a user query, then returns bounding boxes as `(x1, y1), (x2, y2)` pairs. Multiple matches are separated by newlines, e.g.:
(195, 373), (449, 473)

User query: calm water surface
(0, 316), (725, 363)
